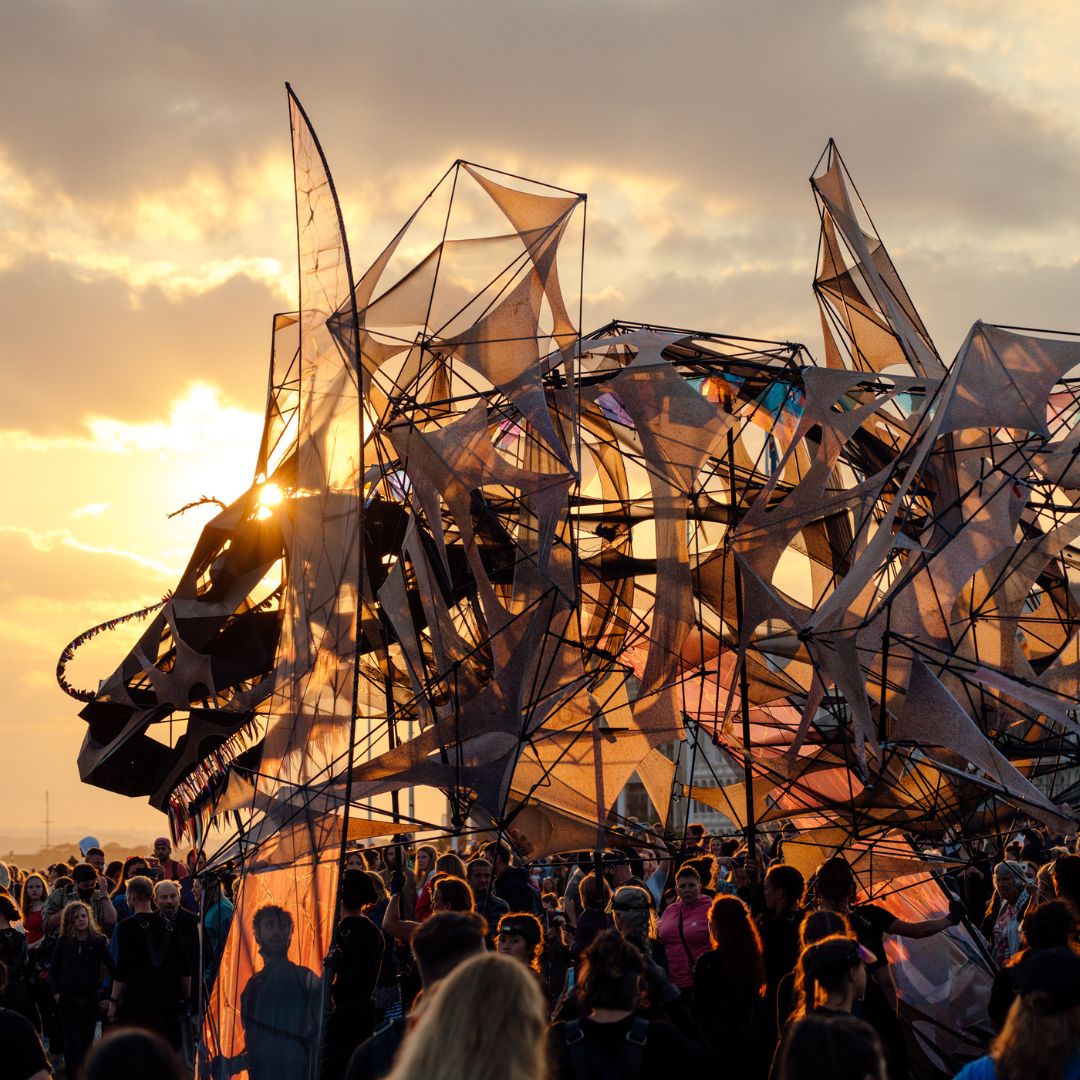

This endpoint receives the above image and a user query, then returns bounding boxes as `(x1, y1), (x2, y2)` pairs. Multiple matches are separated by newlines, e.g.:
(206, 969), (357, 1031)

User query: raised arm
(382, 891), (421, 944)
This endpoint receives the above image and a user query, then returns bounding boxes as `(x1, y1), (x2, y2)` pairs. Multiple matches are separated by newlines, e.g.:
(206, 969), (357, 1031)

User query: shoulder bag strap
(139, 919), (172, 970)
(676, 906), (695, 971)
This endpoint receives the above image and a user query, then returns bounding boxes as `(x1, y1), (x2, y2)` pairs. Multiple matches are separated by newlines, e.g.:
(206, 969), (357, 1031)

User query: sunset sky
(5, 0), (1080, 838)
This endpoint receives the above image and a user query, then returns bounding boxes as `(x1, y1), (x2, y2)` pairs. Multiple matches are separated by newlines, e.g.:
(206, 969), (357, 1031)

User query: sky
(5, 0), (1080, 838)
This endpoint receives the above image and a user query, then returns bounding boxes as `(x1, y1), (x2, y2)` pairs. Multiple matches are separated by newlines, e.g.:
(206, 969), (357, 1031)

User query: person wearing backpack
(549, 930), (705, 1080)
(107, 876), (190, 1050)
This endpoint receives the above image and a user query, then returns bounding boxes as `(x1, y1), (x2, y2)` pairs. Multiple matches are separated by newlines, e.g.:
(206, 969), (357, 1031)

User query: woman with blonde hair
(48, 900), (116, 1078)
(956, 948), (1080, 1080)
(386, 952), (548, 1080)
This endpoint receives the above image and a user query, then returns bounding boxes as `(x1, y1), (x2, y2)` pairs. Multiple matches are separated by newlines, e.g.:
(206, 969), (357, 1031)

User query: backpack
(564, 1016), (649, 1080)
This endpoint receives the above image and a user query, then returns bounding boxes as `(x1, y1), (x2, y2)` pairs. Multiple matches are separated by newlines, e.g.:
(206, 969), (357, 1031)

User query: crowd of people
(0, 836), (227, 1080)
(3, 820), (1080, 1078)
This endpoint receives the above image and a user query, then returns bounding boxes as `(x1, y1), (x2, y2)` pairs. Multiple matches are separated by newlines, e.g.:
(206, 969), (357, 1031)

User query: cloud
(0, 148), (296, 300)
(8, 0), (1080, 833)
(0, 525), (180, 577)
(0, 260), (275, 434)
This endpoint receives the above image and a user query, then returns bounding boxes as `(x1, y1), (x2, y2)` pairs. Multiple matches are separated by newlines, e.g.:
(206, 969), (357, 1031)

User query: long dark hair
(707, 895), (765, 998)
(110, 856), (150, 900)
(0, 889), (19, 923)
(579, 929), (644, 1011)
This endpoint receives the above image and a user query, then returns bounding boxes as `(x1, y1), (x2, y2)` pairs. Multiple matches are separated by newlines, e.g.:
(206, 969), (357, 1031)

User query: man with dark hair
(211, 905), (320, 1080)
(483, 842), (537, 914)
(42, 861), (117, 936)
(109, 876), (191, 1049)
(150, 838), (189, 882)
(344, 911), (487, 1080)
(758, 863), (806, 1010)
(84, 846), (111, 882)
(465, 858), (509, 929)
(814, 856), (964, 997)
(323, 870), (384, 1079)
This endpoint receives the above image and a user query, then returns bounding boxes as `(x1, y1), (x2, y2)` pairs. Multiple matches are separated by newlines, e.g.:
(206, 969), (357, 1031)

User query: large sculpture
(60, 90), (1080, 1076)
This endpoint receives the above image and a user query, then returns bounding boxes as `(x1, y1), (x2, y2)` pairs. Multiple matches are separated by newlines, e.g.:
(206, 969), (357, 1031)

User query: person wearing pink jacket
(657, 865), (714, 991)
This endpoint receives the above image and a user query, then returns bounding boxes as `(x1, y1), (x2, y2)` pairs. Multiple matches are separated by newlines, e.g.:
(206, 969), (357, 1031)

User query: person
(41, 861), (117, 938)
(683, 854), (718, 898)
(813, 857), (963, 996)
(105, 860), (124, 885)
(956, 947), (1080, 1080)
(790, 935), (871, 1019)
(1053, 854), (1080, 914)
(154, 879), (203, 1075)
(345, 849), (368, 872)
(109, 855), (153, 924)
(82, 1026), (185, 1080)
(193, 874), (234, 989)
(210, 905), (321, 1080)
(323, 869), (385, 1080)
(485, 843), (540, 914)
(384, 875), (474, 943)
(548, 930), (706, 1078)
(0, 958), (50, 1080)
(413, 845), (438, 892)
(496, 912), (544, 976)
(363, 871), (402, 1023)
(561, 857), (587, 927)
(981, 861), (1034, 967)
(381, 845), (418, 920)
(988, 900), (1079, 1030)
(656, 865), (713, 994)
(21, 874), (48, 952)
(414, 853), (468, 922)
(19, 873), (53, 1045)
(610, 884), (667, 969)
(84, 847), (110, 884)
(0, 888), (31, 1016)
(570, 872), (612, 963)
(465, 858), (510, 929)
(344, 911), (488, 1080)
(1020, 828), (1049, 867)
(774, 1011), (887, 1080)
(49, 899), (116, 1078)
(759, 864), (805, 1007)
(109, 875), (190, 1049)
(776, 911), (848, 1030)
(384, 953), (548, 1080)
(150, 838), (189, 881)
(691, 895), (769, 1075)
